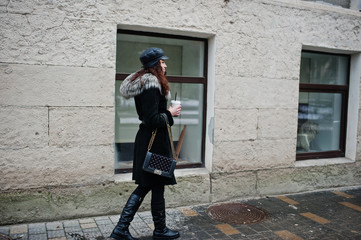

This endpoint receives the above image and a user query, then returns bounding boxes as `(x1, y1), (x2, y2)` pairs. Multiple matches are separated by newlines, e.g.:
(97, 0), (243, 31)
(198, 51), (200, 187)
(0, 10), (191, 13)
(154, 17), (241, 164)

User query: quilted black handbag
(142, 114), (177, 178)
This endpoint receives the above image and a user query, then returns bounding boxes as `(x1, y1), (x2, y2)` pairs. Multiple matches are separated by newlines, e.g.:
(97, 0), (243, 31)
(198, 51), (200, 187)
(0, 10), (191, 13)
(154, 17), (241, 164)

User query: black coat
(132, 88), (176, 187)
(119, 72), (176, 187)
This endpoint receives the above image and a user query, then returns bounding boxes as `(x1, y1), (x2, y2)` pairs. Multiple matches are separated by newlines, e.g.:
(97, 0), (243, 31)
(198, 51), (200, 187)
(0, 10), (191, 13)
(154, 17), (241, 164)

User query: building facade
(1, 0), (361, 224)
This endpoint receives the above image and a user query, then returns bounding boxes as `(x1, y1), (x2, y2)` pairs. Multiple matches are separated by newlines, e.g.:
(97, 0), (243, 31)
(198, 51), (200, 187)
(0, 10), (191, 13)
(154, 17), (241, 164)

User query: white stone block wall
(0, 0), (361, 223)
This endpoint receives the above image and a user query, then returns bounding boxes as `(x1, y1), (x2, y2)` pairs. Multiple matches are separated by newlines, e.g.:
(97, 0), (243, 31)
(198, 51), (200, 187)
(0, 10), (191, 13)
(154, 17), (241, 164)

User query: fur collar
(119, 73), (170, 99)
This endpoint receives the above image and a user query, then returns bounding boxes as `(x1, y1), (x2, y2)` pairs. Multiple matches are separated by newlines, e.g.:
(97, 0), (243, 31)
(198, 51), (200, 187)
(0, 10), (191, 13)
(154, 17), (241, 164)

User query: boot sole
(153, 234), (180, 240)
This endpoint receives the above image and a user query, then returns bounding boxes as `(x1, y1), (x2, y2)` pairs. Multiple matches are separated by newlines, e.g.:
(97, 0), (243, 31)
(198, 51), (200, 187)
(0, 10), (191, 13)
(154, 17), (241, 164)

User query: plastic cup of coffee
(171, 100), (181, 108)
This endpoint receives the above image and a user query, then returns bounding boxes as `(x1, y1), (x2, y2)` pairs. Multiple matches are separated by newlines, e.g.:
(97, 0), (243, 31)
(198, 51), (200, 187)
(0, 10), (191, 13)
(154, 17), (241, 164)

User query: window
(296, 51), (350, 160)
(115, 30), (207, 173)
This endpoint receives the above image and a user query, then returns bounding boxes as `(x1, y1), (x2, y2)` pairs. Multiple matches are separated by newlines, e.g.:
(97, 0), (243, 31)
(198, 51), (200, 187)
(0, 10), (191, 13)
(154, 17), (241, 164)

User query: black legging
(132, 184), (165, 205)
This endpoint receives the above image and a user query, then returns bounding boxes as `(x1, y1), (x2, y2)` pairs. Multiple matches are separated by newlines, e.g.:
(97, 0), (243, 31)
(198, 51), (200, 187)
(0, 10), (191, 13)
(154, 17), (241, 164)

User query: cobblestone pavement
(1, 187), (361, 240)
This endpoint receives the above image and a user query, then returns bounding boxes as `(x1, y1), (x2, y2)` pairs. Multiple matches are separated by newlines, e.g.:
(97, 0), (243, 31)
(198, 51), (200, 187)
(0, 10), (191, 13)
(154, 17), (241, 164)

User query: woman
(110, 47), (181, 240)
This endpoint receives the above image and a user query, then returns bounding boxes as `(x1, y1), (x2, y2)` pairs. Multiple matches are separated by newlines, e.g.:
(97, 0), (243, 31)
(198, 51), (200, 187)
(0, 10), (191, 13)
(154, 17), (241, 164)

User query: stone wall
(1, 0), (361, 224)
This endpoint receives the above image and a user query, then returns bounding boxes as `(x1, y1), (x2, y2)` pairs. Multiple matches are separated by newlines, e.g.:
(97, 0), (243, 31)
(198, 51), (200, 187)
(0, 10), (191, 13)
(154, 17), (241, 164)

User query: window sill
(174, 167), (210, 177)
(114, 168), (210, 183)
(295, 157), (355, 168)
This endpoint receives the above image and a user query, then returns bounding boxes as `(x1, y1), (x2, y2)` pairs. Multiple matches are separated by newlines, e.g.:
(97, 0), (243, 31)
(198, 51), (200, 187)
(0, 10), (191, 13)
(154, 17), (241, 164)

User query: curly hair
(130, 62), (170, 96)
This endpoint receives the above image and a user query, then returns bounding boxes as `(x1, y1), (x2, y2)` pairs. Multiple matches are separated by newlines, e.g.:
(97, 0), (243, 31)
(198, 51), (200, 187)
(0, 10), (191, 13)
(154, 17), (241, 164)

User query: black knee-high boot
(110, 193), (143, 240)
(151, 201), (180, 240)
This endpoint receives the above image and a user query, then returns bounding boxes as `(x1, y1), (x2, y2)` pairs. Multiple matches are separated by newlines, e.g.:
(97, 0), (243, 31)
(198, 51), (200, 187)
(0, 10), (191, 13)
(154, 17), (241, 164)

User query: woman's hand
(168, 105), (181, 117)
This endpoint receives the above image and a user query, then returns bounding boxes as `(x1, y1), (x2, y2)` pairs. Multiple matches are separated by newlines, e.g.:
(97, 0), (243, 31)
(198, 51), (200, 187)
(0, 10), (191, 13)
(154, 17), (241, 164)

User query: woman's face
(160, 60), (167, 74)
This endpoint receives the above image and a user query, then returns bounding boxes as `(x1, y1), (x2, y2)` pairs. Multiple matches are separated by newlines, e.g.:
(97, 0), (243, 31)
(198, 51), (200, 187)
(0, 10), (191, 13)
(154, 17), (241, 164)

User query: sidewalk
(1, 187), (360, 240)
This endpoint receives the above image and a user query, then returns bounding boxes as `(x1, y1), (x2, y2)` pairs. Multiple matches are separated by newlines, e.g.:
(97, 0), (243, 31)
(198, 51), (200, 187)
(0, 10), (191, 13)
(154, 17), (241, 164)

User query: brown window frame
(296, 50), (350, 161)
(115, 29), (208, 174)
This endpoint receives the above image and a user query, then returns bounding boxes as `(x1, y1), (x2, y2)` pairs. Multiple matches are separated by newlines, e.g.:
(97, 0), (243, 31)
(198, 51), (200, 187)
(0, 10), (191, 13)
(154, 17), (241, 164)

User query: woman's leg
(110, 185), (151, 240)
(151, 185), (180, 239)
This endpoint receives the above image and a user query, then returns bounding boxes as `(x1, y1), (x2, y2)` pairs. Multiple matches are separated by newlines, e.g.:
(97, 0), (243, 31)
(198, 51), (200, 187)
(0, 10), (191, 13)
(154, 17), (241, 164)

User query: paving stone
(128, 226), (139, 238)
(131, 222), (153, 236)
(179, 207), (199, 217)
(0, 226), (10, 235)
(108, 215), (119, 224)
(1, 188), (361, 240)
(216, 223), (240, 235)
(97, 224), (113, 236)
(82, 228), (103, 239)
(66, 231), (84, 240)
(189, 230), (213, 239)
(234, 226), (258, 237)
(29, 233), (48, 240)
(29, 222), (46, 234)
(94, 216), (109, 221)
(82, 227), (99, 233)
(137, 211), (153, 224)
(47, 229), (65, 238)
(63, 220), (80, 228)
(80, 222), (97, 229)
(94, 218), (112, 226)
(64, 226), (83, 233)
(46, 221), (63, 230)
(10, 233), (28, 239)
(78, 218), (95, 224)
(9, 224), (27, 234)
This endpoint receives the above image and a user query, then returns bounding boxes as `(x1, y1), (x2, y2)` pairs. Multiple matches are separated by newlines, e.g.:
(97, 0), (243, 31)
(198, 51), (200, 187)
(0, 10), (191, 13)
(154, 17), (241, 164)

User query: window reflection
(297, 51), (349, 159)
(115, 31), (206, 171)
(297, 93), (342, 153)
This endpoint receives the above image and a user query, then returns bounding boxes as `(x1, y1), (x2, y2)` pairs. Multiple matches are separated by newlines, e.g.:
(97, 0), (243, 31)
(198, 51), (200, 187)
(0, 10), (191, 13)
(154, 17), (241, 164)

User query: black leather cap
(140, 47), (168, 68)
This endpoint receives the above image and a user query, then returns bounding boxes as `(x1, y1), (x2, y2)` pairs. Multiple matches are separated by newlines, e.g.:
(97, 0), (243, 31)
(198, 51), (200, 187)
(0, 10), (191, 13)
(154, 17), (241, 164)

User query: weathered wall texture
(1, 0), (361, 224)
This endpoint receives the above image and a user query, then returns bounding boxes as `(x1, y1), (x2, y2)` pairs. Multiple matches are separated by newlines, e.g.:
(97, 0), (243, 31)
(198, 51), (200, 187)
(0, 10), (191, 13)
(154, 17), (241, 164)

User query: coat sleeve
(140, 89), (174, 128)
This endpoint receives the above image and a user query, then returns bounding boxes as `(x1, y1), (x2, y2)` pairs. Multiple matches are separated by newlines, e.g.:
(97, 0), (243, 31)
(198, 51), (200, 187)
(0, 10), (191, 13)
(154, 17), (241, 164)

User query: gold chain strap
(146, 113), (177, 160)
(147, 129), (158, 151)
